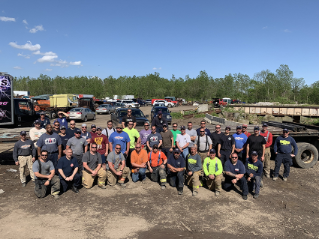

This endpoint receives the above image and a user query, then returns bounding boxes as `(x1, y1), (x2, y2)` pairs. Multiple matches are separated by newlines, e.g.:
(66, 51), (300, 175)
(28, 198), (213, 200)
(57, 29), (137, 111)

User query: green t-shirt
(123, 128), (140, 148)
(171, 130), (181, 146)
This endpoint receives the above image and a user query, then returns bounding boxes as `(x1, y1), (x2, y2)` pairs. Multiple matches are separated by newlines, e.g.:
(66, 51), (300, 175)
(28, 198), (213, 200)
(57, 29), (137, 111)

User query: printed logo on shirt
(21, 144), (31, 149)
(280, 140), (291, 145)
(235, 168), (239, 172)
(228, 137), (231, 140)
(114, 136), (124, 140)
(70, 164), (74, 167)
(248, 163), (258, 171)
(94, 137), (103, 146)
(234, 136), (244, 141)
(45, 138), (57, 145)
(188, 158), (197, 164)
(150, 136), (158, 142)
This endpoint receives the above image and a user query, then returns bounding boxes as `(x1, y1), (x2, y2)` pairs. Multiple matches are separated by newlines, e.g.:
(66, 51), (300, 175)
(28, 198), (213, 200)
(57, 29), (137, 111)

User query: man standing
(102, 120), (115, 138)
(38, 112), (50, 129)
(218, 126), (235, 166)
(203, 149), (223, 196)
(185, 146), (202, 196)
(186, 122), (197, 150)
(171, 123), (181, 147)
(223, 152), (249, 200)
(146, 126), (162, 151)
(58, 126), (70, 154)
(13, 131), (36, 187)
(33, 150), (60, 199)
(123, 122), (140, 168)
(167, 148), (185, 195)
(139, 122), (151, 151)
(80, 124), (92, 144)
(259, 123), (273, 178)
(194, 128), (213, 163)
(196, 120), (211, 136)
(57, 148), (81, 193)
(160, 124), (174, 158)
(106, 144), (130, 187)
(245, 151), (263, 199)
(246, 126), (266, 161)
(56, 111), (69, 129)
(233, 126), (248, 163)
(90, 124), (98, 138)
(108, 124), (130, 158)
(273, 129), (298, 182)
(91, 126), (109, 169)
(147, 144), (167, 189)
(242, 124), (251, 137)
(66, 120), (79, 138)
(151, 111), (167, 133)
(210, 125), (223, 152)
(66, 129), (88, 173)
(29, 120), (46, 149)
(131, 143), (148, 183)
(122, 109), (136, 128)
(176, 126), (191, 159)
(37, 125), (62, 171)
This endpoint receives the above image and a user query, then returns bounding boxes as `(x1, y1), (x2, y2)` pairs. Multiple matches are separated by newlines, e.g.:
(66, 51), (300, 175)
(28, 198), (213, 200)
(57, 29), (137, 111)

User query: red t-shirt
(260, 130), (273, 148)
(91, 134), (109, 155)
(244, 131), (251, 138)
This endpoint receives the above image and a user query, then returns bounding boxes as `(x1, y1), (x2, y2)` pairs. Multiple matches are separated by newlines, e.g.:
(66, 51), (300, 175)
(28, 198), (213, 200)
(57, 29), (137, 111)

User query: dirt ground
(0, 105), (319, 239)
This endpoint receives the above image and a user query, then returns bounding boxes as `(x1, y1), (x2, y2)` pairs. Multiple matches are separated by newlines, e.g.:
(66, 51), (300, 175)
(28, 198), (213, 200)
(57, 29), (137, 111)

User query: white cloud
(0, 16), (15, 22)
(29, 25), (44, 33)
(262, 26), (268, 29)
(33, 51), (57, 56)
(153, 67), (162, 70)
(37, 55), (58, 63)
(9, 41), (41, 51)
(17, 53), (30, 59)
(13, 66), (22, 69)
(70, 61), (81, 66)
(283, 29), (291, 33)
(44, 69), (52, 71)
(22, 19), (28, 25)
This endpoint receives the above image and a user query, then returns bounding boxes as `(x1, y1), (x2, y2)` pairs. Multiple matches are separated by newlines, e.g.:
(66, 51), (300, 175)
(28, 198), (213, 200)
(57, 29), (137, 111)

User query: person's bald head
(65, 148), (73, 158)
(135, 143), (141, 152)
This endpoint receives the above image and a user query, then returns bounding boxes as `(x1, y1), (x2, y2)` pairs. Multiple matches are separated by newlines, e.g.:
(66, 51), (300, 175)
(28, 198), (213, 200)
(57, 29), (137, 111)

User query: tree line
(12, 64), (319, 104)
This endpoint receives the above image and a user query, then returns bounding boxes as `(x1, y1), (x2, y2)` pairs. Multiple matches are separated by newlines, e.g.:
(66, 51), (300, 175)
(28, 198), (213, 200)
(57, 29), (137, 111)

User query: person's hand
(209, 175), (215, 180)
(32, 157), (35, 162)
(58, 155), (61, 160)
(261, 156), (264, 162)
(92, 170), (97, 176)
(105, 152), (108, 157)
(149, 168), (153, 173)
(65, 177), (70, 181)
(229, 154), (232, 159)
(125, 151), (129, 156)
(116, 171), (123, 176)
(247, 177), (251, 182)
(44, 180), (50, 186)
(160, 164), (165, 169)
(69, 175), (74, 181)
(102, 164), (106, 171)
(249, 173), (254, 178)
(218, 153), (221, 158)
(231, 179), (237, 184)
(207, 152), (210, 157)
(179, 147), (183, 152)
(187, 171), (193, 176)
(15, 161), (19, 166)
(169, 148), (173, 152)
(291, 154), (295, 157)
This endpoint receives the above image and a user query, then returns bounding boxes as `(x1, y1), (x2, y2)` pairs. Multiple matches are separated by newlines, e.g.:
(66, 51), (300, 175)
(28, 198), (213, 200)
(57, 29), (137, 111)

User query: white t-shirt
(176, 133), (191, 148)
(29, 127), (46, 147)
(102, 127), (115, 138)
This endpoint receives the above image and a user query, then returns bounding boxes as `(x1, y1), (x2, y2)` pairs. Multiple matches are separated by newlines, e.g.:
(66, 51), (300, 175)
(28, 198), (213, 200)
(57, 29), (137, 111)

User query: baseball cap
(20, 131), (26, 135)
(174, 148), (181, 153)
(225, 126), (231, 131)
(180, 126), (186, 130)
(254, 126), (260, 131)
(60, 126), (66, 130)
(210, 149), (216, 154)
(97, 126), (102, 130)
(251, 151), (258, 156)
(82, 124), (87, 127)
(34, 120), (41, 124)
(40, 111), (45, 115)
(283, 128), (289, 132)
(153, 144), (158, 149)
(236, 125), (242, 129)
(91, 124), (96, 128)
(158, 111), (162, 115)
(116, 123), (123, 129)
(75, 129), (81, 134)
(262, 123), (268, 127)
(163, 123), (167, 127)
(242, 124), (248, 128)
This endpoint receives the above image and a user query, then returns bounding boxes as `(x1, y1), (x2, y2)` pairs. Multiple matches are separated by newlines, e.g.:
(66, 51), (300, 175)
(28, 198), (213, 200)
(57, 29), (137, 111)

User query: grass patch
(171, 112), (184, 119)
(194, 113), (206, 118)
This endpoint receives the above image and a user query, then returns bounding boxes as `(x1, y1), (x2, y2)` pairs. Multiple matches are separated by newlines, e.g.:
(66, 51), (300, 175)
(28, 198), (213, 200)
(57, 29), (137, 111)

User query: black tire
(83, 116), (87, 122)
(93, 114), (96, 120)
(293, 142), (318, 169)
(50, 111), (57, 119)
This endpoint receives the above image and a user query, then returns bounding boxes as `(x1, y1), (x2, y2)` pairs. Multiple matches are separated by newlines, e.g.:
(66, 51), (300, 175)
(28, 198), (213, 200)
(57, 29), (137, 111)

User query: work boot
(192, 191), (198, 196)
(283, 177), (287, 182)
(178, 188), (183, 195)
(242, 195), (247, 200)
(72, 186), (79, 193)
(273, 177), (278, 181)
(53, 194), (59, 199)
(117, 183), (126, 188)
(265, 173), (270, 178)
(215, 191), (220, 197)
(260, 180), (263, 188)
(161, 185), (166, 190)
(21, 183), (26, 187)
(99, 185), (107, 189)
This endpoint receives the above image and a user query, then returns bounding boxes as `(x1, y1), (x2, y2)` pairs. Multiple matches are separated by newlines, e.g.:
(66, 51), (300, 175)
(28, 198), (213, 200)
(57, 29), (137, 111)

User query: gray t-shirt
(106, 151), (125, 170)
(32, 160), (54, 179)
(147, 133), (162, 148)
(66, 136), (88, 155)
(82, 151), (102, 170)
(37, 132), (62, 153)
(186, 129), (197, 147)
(194, 135), (213, 152)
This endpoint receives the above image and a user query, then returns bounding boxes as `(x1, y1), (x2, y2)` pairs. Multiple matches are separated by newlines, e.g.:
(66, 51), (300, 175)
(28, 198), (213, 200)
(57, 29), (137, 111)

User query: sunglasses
(173, 126), (177, 127)
(54, 124), (60, 126)
(174, 152), (180, 154)
(41, 154), (48, 157)
(231, 157), (238, 159)
(75, 132), (81, 134)
(91, 147), (97, 149)
(144, 125), (149, 126)
(70, 124), (75, 125)
(115, 147), (121, 149)
(135, 147), (141, 148)
(82, 127), (87, 128)
(200, 131), (205, 132)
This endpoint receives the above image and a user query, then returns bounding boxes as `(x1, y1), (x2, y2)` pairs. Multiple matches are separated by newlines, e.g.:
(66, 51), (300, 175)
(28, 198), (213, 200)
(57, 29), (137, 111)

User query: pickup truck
(120, 100), (140, 108)
(153, 100), (174, 108)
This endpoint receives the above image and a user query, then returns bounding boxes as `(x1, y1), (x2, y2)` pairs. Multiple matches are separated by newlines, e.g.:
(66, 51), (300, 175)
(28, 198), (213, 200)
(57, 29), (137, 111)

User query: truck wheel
(293, 143), (318, 169)
(168, 104), (172, 108)
(93, 115), (96, 120)
(50, 112), (57, 119)
(83, 116), (87, 122)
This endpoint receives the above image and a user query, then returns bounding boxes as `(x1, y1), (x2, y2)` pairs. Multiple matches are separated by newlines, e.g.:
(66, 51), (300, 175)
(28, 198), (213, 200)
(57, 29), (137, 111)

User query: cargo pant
(263, 147), (271, 176)
(34, 175), (60, 198)
(223, 175), (248, 196)
(82, 168), (107, 189)
(18, 155), (35, 183)
(168, 170), (185, 189)
(247, 176), (262, 195)
(198, 152), (208, 164)
(106, 167), (130, 186)
(206, 174), (222, 192)
(150, 166), (167, 185)
(185, 171), (201, 192)
(274, 153), (292, 178)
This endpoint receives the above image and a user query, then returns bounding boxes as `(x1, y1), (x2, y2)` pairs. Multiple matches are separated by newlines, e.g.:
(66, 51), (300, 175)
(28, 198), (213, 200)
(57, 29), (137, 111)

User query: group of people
(13, 111), (298, 200)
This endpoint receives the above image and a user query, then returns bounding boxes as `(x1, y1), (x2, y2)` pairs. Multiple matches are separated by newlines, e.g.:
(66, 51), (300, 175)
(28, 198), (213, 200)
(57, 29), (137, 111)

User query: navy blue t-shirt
(57, 156), (79, 179)
(59, 134), (70, 151)
(167, 154), (185, 170)
(245, 158), (263, 177)
(196, 128), (211, 136)
(224, 159), (245, 175)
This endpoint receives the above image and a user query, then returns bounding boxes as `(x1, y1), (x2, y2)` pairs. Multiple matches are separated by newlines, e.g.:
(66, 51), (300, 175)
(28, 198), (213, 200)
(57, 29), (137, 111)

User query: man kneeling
(106, 144), (130, 188)
(185, 145), (202, 196)
(131, 143), (148, 183)
(82, 143), (107, 189)
(33, 150), (60, 199)
(167, 148), (185, 195)
(147, 144), (167, 189)
(57, 148), (81, 193)
(245, 151), (263, 199)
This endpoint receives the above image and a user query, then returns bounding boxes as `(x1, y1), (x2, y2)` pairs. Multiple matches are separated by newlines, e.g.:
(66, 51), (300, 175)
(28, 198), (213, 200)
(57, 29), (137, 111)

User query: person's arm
(31, 142), (36, 162)
(246, 144), (250, 158)
(170, 137), (174, 149)
(84, 144), (88, 153)
(125, 142), (130, 155)
(108, 161), (118, 175)
(70, 167), (78, 179)
(109, 142), (113, 152)
(158, 139), (162, 148)
(146, 140), (151, 151)
(58, 169), (67, 180)
(291, 137), (298, 156)
(13, 143), (19, 163)
(137, 137), (141, 145)
(231, 144), (235, 155)
(273, 137), (278, 154)
(225, 171), (237, 178)
(105, 143), (109, 156)
(167, 163), (177, 172)
(268, 133), (273, 148)
(218, 144), (221, 157)
(37, 147), (41, 157)
(59, 111), (69, 118)
(133, 122), (137, 128)
(83, 162), (93, 173)
(58, 145), (62, 159)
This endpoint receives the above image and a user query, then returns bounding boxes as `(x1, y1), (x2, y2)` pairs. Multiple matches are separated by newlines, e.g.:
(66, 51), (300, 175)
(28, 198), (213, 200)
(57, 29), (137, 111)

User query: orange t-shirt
(130, 149), (148, 165)
(148, 151), (167, 167)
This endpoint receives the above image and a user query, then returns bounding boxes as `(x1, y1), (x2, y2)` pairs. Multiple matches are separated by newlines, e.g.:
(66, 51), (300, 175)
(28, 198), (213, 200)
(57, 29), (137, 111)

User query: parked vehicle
(151, 106), (172, 125)
(96, 104), (115, 114)
(67, 107), (96, 122)
(145, 99), (152, 106)
(14, 91), (30, 97)
(121, 100), (140, 108)
(212, 98), (228, 108)
(132, 98), (146, 106)
(111, 108), (149, 126)
(165, 97), (178, 105)
(78, 97), (96, 112)
(114, 102), (126, 109)
(152, 103), (165, 108)
(153, 100), (174, 108)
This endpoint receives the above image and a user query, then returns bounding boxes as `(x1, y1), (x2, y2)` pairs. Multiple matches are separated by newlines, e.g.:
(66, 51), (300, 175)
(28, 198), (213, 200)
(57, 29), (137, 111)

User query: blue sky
(1, 0), (318, 85)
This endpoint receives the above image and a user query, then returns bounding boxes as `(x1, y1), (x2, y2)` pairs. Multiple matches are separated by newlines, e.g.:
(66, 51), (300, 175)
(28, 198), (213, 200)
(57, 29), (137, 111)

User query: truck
(78, 97), (96, 112)
(13, 91), (30, 97)
(0, 73), (37, 127)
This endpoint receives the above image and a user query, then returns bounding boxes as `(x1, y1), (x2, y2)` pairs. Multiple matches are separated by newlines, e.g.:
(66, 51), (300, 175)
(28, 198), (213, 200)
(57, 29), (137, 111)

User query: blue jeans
(182, 148), (189, 159)
(223, 175), (248, 196)
(48, 152), (59, 174)
(247, 175), (261, 195)
(60, 173), (81, 192)
(274, 153), (292, 178)
(132, 167), (147, 182)
(168, 170), (185, 188)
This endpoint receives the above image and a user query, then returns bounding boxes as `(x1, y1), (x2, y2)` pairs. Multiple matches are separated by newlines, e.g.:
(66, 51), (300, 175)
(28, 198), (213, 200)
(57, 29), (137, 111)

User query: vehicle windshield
(70, 108), (83, 112)
(123, 100), (134, 103)
(99, 104), (109, 107)
(119, 110), (145, 118)
(155, 108), (169, 114)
